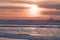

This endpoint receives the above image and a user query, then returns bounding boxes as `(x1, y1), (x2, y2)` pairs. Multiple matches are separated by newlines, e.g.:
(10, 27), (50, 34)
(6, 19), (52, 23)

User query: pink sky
(0, 0), (60, 20)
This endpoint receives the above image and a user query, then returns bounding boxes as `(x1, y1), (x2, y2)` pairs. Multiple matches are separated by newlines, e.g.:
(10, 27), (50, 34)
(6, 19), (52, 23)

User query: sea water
(0, 25), (60, 40)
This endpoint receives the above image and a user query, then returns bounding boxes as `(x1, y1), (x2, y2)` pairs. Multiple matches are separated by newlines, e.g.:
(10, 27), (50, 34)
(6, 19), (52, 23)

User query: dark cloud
(42, 11), (60, 15)
(0, 6), (29, 9)
(0, 6), (19, 9)
(38, 4), (60, 10)
(0, 0), (35, 4)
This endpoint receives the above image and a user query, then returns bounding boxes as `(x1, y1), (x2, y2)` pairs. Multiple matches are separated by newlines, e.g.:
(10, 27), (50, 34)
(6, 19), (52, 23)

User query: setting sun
(28, 4), (40, 17)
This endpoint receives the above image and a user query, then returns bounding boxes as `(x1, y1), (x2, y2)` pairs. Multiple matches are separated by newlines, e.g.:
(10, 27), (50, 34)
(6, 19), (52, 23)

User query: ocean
(0, 25), (60, 40)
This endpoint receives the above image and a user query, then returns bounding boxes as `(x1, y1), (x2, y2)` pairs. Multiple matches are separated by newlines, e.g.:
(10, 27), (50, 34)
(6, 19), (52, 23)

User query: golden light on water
(28, 4), (40, 17)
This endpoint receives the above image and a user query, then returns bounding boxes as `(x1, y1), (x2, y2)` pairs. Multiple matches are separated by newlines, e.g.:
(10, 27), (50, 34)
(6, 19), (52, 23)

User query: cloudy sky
(0, 0), (59, 20)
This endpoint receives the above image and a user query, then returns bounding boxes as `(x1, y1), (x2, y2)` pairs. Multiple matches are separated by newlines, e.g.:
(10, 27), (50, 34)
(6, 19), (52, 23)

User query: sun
(28, 4), (40, 17)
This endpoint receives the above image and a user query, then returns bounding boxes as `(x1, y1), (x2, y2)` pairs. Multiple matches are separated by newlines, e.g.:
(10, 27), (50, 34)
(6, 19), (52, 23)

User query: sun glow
(31, 0), (38, 2)
(28, 4), (40, 17)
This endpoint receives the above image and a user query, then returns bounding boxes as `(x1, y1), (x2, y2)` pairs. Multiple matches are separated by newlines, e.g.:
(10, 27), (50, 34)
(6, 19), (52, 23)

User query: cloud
(38, 4), (60, 10)
(42, 11), (60, 15)
(0, 0), (60, 20)
(0, 6), (27, 9)
(37, 0), (60, 10)
(0, 0), (60, 10)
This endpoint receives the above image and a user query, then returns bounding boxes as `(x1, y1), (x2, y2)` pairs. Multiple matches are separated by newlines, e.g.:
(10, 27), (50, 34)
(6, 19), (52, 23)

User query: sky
(0, 0), (60, 20)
